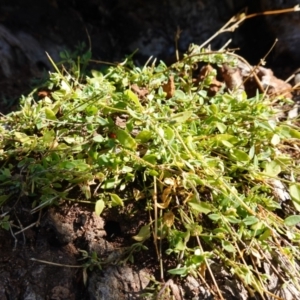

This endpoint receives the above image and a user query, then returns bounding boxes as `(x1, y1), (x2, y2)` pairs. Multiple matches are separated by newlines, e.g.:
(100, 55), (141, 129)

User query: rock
(83, 213), (115, 256)
(87, 266), (150, 300)
(260, 0), (300, 65)
(1, 0), (299, 78)
(1, 0), (300, 106)
(111, 0), (247, 60)
(263, 251), (300, 300)
(43, 208), (75, 246)
(23, 284), (44, 300)
(210, 263), (249, 300)
(51, 286), (72, 300)
(184, 275), (212, 299)
(0, 24), (64, 79)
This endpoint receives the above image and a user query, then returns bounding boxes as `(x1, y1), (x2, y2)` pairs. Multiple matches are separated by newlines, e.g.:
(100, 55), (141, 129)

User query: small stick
(30, 258), (82, 268)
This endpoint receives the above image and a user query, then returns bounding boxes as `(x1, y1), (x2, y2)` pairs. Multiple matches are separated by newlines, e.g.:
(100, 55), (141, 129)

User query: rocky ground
(0, 201), (252, 300)
(1, 1), (300, 299)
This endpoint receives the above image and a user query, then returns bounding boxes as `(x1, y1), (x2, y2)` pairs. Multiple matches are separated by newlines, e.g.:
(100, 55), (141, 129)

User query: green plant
(0, 214), (10, 230)
(1, 44), (300, 299)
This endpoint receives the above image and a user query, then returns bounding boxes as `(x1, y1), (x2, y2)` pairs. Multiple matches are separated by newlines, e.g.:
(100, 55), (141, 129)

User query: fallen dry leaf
(221, 64), (244, 92)
(131, 84), (149, 99)
(38, 90), (51, 98)
(198, 65), (222, 96)
(162, 75), (175, 99)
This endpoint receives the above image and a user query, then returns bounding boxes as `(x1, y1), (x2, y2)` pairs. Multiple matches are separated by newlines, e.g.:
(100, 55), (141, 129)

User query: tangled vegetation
(1, 44), (300, 299)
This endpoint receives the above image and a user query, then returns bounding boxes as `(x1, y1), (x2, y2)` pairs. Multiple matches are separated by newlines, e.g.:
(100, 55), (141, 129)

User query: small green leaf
(230, 149), (250, 162)
(45, 108), (57, 120)
(0, 195), (10, 205)
(173, 239), (186, 251)
(171, 111), (193, 124)
(208, 213), (221, 221)
(61, 161), (76, 169)
(95, 200), (105, 216)
(225, 216), (241, 224)
(214, 134), (238, 146)
(221, 140), (234, 148)
(42, 130), (55, 146)
(132, 225), (150, 242)
(264, 161), (281, 176)
(0, 216), (10, 230)
(148, 169), (159, 176)
(277, 125), (292, 138)
(136, 130), (152, 143)
(79, 183), (91, 199)
(116, 129), (137, 150)
(174, 90), (186, 99)
(93, 135), (104, 143)
(102, 178), (122, 189)
(249, 145), (255, 159)
(168, 267), (188, 276)
(61, 80), (71, 92)
(96, 117), (109, 126)
(255, 120), (274, 131)
(216, 122), (227, 133)
(292, 201), (300, 212)
(271, 134), (280, 146)
(109, 193), (124, 207)
(211, 104), (218, 114)
(222, 240), (236, 253)
(163, 126), (175, 142)
(15, 132), (30, 143)
(143, 154), (157, 164)
(188, 198), (212, 214)
(258, 228), (272, 241)
(289, 184), (300, 202)
(124, 89), (143, 110)
(191, 254), (205, 264)
(284, 215), (300, 227)
(289, 129), (300, 139)
(183, 173), (204, 187)
(243, 216), (258, 226)
(185, 136), (195, 152)
(85, 105), (98, 115)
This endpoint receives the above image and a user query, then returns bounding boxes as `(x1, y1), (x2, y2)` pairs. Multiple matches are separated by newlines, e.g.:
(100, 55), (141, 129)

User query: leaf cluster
(1, 46), (300, 297)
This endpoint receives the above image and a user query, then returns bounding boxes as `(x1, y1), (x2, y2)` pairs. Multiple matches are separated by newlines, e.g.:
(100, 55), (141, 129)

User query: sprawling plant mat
(1, 45), (300, 299)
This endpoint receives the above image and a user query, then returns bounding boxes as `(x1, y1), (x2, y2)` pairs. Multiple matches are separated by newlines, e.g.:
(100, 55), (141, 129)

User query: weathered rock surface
(1, 0), (300, 81)
(1, 0), (299, 111)
(260, 0), (300, 65)
(88, 266), (150, 300)
(109, 0), (247, 60)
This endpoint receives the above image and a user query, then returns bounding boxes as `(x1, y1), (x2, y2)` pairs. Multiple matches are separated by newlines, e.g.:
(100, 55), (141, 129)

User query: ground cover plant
(1, 42), (300, 299)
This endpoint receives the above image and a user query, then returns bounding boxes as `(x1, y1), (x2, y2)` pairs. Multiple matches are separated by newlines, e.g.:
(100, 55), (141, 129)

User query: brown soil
(0, 197), (251, 299)
(0, 204), (85, 299)
(0, 196), (157, 299)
